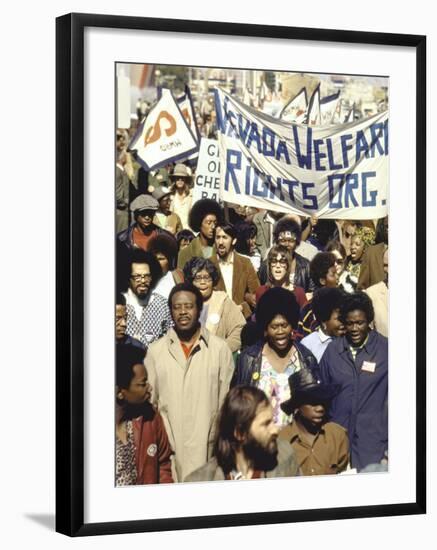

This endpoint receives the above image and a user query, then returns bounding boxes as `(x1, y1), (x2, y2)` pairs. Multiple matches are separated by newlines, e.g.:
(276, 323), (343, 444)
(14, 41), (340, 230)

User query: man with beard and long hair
(145, 282), (235, 482)
(186, 386), (300, 482)
(115, 344), (173, 485)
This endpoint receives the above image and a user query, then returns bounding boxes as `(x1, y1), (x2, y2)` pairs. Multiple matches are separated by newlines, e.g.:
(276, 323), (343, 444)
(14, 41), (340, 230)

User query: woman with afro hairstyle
(231, 287), (318, 428)
(177, 198), (223, 270)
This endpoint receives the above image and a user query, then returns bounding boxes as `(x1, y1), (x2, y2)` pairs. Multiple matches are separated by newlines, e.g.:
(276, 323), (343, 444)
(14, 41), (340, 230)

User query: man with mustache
(186, 385), (300, 482)
(122, 249), (173, 348)
(212, 222), (260, 319)
(145, 282), (235, 482)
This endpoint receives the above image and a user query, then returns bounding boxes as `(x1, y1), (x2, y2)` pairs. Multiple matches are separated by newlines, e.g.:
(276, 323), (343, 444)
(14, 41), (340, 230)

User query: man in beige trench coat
(145, 282), (235, 482)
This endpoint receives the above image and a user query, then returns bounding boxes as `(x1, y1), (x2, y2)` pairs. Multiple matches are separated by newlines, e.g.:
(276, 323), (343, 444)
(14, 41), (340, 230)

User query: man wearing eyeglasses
(122, 249), (173, 348)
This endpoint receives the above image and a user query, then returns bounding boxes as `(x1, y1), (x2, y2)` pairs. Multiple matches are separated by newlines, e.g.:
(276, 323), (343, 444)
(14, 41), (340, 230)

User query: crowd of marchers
(115, 126), (389, 485)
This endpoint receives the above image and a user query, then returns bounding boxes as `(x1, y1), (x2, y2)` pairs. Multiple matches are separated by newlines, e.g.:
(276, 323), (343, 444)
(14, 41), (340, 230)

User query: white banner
(193, 138), (221, 202)
(129, 88), (198, 170)
(214, 88), (389, 220)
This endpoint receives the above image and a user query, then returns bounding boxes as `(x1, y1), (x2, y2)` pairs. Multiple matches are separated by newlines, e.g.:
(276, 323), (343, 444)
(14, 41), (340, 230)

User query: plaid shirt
(125, 290), (173, 348)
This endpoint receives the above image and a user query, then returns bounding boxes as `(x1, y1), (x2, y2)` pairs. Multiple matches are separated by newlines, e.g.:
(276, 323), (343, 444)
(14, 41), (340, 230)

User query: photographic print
(115, 62), (389, 485)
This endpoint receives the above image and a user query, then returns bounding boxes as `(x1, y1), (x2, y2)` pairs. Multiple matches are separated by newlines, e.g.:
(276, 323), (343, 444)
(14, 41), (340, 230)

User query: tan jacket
(365, 281), (388, 337)
(153, 212), (183, 235)
(211, 251), (260, 318)
(204, 290), (246, 353)
(145, 327), (235, 482)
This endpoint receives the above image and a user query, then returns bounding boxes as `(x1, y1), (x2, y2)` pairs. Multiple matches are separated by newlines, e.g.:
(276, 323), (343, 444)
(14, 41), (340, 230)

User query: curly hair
(312, 287), (346, 324)
(339, 291), (375, 324)
(182, 257), (220, 287)
(188, 199), (223, 233)
(148, 233), (178, 270)
(310, 252), (337, 288)
(273, 218), (302, 245)
(256, 287), (300, 332)
(127, 248), (163, 290)
(176, 229), (195, 250)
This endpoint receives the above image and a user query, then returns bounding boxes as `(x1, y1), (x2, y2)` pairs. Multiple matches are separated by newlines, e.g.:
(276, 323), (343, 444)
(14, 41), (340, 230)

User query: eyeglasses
(194, 275), (212, 282)
(131, 273), (152, 282)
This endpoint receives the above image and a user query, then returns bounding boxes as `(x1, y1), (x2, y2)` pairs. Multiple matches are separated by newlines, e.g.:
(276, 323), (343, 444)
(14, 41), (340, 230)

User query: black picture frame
(56, 12), (426, 537)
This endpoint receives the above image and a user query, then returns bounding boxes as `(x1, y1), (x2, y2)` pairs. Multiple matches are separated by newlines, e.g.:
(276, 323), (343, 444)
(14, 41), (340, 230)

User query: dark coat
(319, 330), (388, 471)
(231, 340), (319, 388)
(117, 223), (171, 254)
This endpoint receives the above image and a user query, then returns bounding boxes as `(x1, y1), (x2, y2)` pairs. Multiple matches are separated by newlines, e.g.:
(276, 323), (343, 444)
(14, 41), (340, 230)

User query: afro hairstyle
(311, 287), (347, 324)
(339, 291), (375, 324)
(256, 287), (300, 332)
(148, 233), (179, 270)
(273, 217), (302, 245)
(310, 252), (336, 288)
(188, 199), (223, 233)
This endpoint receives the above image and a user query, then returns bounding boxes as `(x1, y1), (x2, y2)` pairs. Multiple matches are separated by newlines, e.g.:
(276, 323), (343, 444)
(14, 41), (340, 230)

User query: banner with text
(214, 88), (388, 220)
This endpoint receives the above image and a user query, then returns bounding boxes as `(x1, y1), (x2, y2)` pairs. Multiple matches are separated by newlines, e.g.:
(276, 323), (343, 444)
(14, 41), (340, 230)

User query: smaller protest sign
(193, 138), (221, 203)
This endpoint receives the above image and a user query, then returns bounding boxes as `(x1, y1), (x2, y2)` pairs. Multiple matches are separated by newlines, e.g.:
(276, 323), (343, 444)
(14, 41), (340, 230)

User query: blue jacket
(232, 340), (318, 388)
(319, 330), (388, 470)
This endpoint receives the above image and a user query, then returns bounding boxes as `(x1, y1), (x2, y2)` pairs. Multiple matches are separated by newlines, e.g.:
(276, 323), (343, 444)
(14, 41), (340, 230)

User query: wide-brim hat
(280, 367), (339, 416)
(152, 186), (172, 202)
(170, 163), (191, 179)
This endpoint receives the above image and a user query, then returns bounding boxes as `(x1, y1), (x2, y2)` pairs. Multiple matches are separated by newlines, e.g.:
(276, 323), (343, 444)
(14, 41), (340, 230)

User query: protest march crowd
(115, 76), (389, 485)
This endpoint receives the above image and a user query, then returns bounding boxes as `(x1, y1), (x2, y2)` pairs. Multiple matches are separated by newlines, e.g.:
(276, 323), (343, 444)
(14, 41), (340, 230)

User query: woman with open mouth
(255, 245), (308, 309)
(232, 287), (318, 428)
